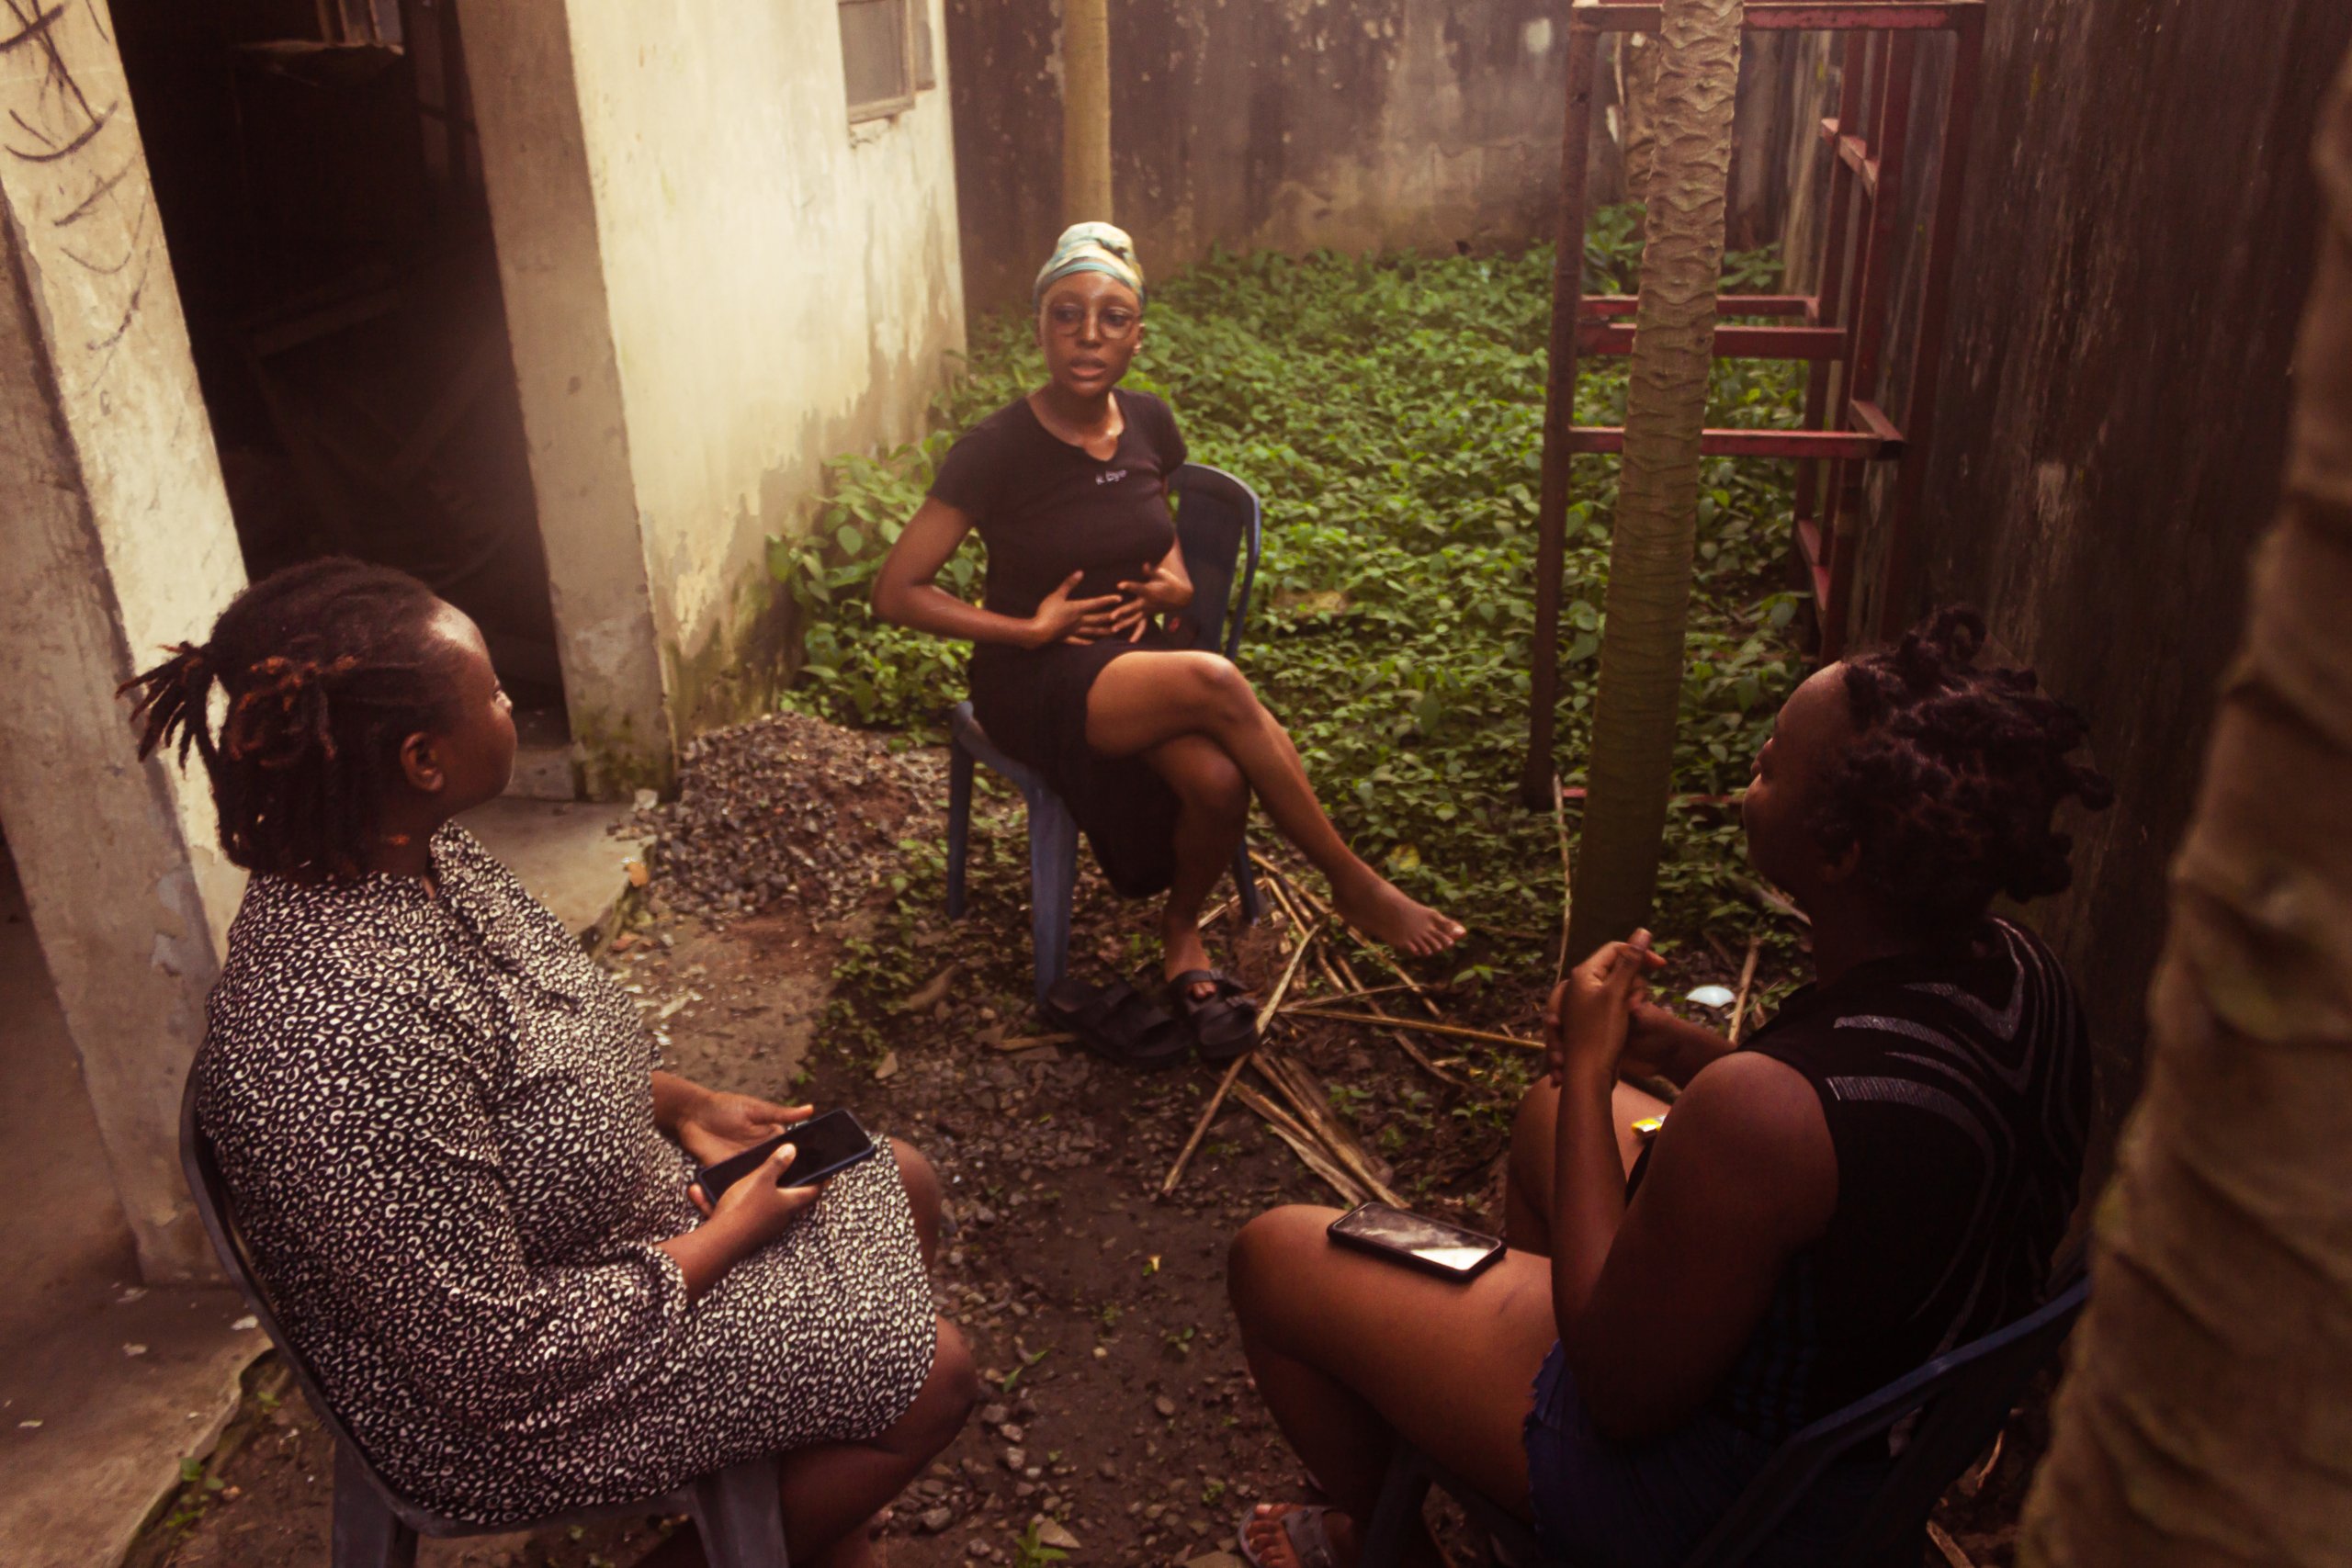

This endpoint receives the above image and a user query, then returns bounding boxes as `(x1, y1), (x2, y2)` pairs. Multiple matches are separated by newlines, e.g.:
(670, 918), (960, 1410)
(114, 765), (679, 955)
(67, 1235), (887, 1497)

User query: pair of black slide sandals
(1042, 969), (1257, 1069)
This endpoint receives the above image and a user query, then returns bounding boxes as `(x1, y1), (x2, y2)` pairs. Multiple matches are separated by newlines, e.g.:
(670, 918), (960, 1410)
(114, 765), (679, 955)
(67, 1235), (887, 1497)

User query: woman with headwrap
(875, 223), (1462, 1066)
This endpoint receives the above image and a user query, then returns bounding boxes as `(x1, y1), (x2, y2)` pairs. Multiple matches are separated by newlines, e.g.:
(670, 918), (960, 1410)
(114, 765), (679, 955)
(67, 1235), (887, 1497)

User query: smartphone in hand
(692, 1109), (877, 1205)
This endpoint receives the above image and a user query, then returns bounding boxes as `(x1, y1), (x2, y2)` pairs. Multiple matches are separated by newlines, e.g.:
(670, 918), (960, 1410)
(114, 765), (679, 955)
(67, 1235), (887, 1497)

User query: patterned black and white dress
(196, 826), (936, 1526)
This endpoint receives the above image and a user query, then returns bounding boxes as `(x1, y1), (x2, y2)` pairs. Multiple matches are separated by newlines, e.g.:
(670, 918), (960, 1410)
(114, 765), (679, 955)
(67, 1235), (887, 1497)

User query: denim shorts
(1521, 1342), (1888, 1568)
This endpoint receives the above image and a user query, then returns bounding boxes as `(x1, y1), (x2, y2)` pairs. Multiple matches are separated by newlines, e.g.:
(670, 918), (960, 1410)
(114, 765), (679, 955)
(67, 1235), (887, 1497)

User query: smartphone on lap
(691, 1108), (878, 1205)
(1327, 1201), (1507, 1282)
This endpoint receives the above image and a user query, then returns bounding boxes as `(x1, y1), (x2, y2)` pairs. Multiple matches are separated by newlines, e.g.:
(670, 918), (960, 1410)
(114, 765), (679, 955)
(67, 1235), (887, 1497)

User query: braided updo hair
(1814, 607), (2113, 939)
(119, 558), (465, 881)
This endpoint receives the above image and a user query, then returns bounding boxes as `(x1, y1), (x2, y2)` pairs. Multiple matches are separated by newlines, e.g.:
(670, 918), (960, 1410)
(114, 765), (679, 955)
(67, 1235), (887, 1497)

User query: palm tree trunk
(1619, 33), (1665, 211)
(2019, 56), (2352, 1568)
(1566, 0), (1743, 960)
(1062, 0), (1112, 222)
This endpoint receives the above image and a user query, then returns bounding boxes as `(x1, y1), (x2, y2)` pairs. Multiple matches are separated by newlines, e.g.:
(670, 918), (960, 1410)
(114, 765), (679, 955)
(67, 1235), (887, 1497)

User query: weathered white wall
(0, 0), (246, 1281)
(467, 0), (966, 787)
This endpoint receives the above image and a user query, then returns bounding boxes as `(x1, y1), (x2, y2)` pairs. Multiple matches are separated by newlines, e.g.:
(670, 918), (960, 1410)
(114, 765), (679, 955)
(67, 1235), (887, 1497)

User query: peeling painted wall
(467, 0), (966, 788)
(1828, 1), (2352, 1171)
(947, 0), (1822, 310)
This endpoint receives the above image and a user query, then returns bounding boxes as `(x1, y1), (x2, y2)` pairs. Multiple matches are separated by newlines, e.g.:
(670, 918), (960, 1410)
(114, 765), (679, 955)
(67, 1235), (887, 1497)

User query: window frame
(840, 0), (919, 125)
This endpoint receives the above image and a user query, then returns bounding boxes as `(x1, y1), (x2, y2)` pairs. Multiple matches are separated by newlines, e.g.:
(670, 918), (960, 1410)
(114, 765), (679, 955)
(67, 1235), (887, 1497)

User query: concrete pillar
(0, 3), (245, 1282)
(458, 0), (676, 798)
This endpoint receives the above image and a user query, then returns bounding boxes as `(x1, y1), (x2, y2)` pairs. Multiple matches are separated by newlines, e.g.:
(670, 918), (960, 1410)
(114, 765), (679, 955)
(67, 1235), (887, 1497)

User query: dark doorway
(109, 0), (570, 738)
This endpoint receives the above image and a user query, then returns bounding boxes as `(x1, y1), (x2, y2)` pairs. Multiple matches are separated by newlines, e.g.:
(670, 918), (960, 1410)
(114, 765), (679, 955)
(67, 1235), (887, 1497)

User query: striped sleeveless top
(1672, 919), (2090, 1442)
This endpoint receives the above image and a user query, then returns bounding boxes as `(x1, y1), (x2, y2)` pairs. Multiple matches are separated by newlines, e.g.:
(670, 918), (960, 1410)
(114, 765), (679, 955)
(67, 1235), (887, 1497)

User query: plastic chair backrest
(1683, 1271), (2092, 1567)
(179, 1070), (444, 1534)
(1169, 463), (1262, 660)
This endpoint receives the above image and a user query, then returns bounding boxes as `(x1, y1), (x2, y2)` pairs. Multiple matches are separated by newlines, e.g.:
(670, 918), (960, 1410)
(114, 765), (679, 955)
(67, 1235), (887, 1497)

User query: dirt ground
(135, 715), (2040, 1568)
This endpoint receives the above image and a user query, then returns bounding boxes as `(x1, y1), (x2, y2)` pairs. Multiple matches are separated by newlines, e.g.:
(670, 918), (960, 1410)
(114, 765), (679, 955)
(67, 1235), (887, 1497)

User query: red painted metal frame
(1519, 0), (1984, 806)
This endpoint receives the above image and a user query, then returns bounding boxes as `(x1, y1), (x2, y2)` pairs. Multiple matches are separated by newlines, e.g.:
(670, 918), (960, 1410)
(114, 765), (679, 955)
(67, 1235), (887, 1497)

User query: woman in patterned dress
(126, 558), (977, 1565)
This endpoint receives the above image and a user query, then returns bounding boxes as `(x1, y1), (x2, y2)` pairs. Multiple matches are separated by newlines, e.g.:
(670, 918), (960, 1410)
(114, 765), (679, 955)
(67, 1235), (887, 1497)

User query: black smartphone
(1327, 1201), (1507, 1282)
(692, 1109), (877, 1204)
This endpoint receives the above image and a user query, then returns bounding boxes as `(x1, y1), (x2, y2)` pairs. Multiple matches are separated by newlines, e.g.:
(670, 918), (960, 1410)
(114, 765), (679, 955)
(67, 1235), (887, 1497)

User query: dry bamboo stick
(1160, 1050), (1254, 1196)
(1281, 1005), (1544, 1052)
(1196, 895), (1237, 931)
(1313, 950), (1464, 1086)
(1254, 916), (1327, 1038)
(1256, 1054), (1403, 1205)
(1250, 852), (1444, 1019)
(1925, 1522), (1978, 1568)
(1257, 866), (1314, 932)
(1734, 876), (1811, 926)
(1553, 772), (1577, 983)
(1316, 979), (1421, 1006)
(1726, 933), (1762, 1046)
(1232, 1081), (1367, 1204)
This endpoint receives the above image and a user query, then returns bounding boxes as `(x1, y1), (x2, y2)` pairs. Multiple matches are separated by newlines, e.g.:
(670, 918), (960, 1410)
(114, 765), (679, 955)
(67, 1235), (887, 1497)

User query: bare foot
(1244, 1503), (1359, 1568)
(1164, 919), (1219, 1005)
(1332, 875), (1464, 958)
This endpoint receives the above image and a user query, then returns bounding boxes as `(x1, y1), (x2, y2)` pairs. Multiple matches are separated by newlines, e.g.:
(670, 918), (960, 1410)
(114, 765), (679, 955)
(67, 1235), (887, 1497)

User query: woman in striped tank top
(1227, 608), (2112, 1568)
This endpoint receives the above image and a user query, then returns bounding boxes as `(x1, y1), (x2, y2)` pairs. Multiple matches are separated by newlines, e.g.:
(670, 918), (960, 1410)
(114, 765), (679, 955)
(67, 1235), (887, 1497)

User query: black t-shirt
(1631, 918), (2090, 1442)
(927, 389), (1188, 620)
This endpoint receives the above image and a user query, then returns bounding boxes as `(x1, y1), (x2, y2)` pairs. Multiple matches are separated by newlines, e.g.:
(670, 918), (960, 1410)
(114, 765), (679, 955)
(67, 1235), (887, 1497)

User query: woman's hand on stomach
(1110, 560), (1193, 640)
(1027, 570), (1126, 648)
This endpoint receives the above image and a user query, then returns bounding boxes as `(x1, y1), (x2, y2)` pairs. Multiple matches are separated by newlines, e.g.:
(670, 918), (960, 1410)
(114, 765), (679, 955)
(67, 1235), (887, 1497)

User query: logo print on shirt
(1096, 468), (1130, 485)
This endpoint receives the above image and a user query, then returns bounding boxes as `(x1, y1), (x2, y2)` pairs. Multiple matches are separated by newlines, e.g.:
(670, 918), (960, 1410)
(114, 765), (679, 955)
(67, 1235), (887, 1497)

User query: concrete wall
(946, 0), (1820, 311)
(0, 0), (247, 1281)
(465, 0), (967, 792)
(1822, 1), (2352, 1171)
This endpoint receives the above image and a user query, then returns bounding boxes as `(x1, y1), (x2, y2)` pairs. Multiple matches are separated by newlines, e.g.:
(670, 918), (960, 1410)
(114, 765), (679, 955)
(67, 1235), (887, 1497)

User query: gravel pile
(640, 711), (941, 923)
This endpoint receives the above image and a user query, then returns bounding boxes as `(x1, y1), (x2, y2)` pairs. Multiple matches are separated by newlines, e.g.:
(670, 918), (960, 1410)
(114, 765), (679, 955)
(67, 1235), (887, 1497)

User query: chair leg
(687, 1455), (791, 1568)
(947, 739), (975, 921)
(1232, 837), (1265, 926)
(1357, 1443), (1435, 1568)
(330, 1442), (418, 1568)
(1026, 793), (1080, 1006)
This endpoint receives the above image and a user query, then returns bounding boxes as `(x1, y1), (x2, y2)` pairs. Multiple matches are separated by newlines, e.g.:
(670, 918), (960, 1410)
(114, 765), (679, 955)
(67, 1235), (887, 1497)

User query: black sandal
(1167, 969), (1260, 1063)
(1041, 976), (1192, 1070)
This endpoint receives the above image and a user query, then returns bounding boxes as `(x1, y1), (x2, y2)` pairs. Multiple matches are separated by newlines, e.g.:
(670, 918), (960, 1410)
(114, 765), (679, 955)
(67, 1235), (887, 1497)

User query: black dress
(930, 389), (1193, 897)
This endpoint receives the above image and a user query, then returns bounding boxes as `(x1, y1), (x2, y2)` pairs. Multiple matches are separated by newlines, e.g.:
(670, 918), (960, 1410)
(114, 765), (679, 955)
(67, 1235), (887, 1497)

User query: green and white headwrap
(1034, 221), (1146, 308)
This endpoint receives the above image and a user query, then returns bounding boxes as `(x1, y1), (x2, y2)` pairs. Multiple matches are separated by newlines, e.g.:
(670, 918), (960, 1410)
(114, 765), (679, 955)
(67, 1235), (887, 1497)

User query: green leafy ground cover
(773, 214), (1808, 954)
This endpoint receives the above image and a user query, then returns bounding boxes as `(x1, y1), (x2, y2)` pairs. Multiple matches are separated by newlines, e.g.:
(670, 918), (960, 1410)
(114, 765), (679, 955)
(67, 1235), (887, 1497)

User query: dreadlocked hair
(1812, 606), (2114, 941)
(119, 558), (463, 881)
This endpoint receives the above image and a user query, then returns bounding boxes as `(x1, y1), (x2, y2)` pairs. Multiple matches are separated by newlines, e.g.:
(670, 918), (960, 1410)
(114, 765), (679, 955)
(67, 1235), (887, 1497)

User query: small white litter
(1685, 985), (1737, 1010)
(231, 1315), (259, 1332)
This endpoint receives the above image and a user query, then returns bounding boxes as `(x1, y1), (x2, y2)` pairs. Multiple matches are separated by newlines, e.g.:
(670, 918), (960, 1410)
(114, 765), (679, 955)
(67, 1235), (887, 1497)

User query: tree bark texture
(1061, 0), (1112, 223)
(1618, 33), (1665, 210)
(2018, 56), (2352, 1568)
(1567, 0), (1743, 960)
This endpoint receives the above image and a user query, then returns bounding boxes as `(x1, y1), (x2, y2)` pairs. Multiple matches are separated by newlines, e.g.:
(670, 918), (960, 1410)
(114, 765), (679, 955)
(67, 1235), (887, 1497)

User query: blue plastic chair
(1359, 1272), (2092, 1568)
(180, 1073), (790, 1568)
(945, 461), (1268, 1003)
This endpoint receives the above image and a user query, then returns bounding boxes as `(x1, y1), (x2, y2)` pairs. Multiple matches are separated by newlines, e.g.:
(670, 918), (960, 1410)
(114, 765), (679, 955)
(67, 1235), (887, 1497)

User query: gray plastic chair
(179, 1072), (790, 1568)
(1359, 1272), (2091, 1568)
(945, 461), (1267, 1003)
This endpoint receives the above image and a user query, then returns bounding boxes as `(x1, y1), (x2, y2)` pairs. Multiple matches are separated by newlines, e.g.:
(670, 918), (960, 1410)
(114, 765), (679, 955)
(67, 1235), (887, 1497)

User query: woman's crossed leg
(1089, 650), (1464, 975)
